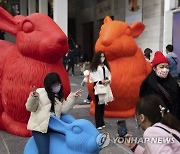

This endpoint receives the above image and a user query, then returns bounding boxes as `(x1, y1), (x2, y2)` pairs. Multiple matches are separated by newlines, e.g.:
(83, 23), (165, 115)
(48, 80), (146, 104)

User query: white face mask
(101, 57), (105, 63)
(156, 68), (169, 78)
(52, 85), (61, 93)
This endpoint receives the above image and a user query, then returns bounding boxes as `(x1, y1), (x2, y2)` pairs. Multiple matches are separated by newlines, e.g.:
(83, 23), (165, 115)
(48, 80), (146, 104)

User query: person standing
(89, 51), (113, 130)
(67, 49), (75, 76)
(140, 51), (180, 120)
(166, 44), (179, 82)
(81, 70), (92, 104)
(80, 51), (88, 75)
(26, 72), (82, 154)
(74, 44), (81, 66)
(144, 48), (152, 62)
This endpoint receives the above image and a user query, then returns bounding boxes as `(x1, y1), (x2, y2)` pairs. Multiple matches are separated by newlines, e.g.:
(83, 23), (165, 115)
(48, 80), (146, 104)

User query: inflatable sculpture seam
(0, 7), (70, 136)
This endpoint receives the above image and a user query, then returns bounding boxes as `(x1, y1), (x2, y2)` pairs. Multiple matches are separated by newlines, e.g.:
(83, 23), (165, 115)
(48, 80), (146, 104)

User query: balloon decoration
(24, 114), (101, 154)
(89, 16), (151, 118)
(0, 7), (70, 136)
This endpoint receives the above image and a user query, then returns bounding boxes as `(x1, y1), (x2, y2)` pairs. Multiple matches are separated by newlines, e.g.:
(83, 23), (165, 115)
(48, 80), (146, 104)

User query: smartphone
(117, 120), (127, 137)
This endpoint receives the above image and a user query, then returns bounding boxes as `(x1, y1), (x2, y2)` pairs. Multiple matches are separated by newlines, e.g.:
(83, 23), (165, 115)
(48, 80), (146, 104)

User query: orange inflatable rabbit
(0, 7), (70, 136)
(88, 16), (151, 118)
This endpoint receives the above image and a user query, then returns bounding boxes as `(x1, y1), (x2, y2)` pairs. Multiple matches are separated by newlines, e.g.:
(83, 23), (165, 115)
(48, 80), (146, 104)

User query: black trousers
(67, 63), (74, 75)
(95, 95), (105, 128)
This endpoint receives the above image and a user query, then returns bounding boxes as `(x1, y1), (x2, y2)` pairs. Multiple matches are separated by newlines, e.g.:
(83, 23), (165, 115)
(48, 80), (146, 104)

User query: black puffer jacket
(140, 70), (180, 120)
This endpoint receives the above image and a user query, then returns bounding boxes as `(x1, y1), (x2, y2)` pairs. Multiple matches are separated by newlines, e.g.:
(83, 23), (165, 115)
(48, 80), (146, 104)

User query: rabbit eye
(22, 21), (34, 33)
(72, 126), (82, 134)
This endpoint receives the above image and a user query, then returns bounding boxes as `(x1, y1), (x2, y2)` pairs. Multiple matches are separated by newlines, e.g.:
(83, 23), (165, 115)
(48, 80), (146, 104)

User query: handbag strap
(157, 83), (173, 104)
(172, 57), (178, 65)
(154, 125), (180, 142)
(102, 66), (106, 79)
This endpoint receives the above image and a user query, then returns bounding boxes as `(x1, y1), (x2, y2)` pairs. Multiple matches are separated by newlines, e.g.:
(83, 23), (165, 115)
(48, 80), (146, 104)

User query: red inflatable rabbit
(0, 7), (70, 136)
(88, 16), (151, 118)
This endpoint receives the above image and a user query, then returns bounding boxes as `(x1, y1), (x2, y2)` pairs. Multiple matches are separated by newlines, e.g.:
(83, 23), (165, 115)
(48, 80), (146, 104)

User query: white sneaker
(83, 99), (91, 104)
(97, 127), (102, 130)
(86, 100), (91, 104)
(83, 99), (87, 103)
(102, 125), (105, 128)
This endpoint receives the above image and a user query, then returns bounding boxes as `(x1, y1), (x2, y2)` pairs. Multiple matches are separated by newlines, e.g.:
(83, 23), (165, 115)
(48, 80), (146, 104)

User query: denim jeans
(32, 128), (54, 154)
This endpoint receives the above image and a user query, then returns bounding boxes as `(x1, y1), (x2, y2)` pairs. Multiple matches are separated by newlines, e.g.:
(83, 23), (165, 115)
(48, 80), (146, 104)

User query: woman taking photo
(89, 51), (113, 130)
(125, 94), (180, 154)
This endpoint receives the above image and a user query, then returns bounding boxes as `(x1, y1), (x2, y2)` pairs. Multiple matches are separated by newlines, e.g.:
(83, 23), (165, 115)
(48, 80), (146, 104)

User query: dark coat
(140, 70), (180, 120)
(67, 50), (75, 65)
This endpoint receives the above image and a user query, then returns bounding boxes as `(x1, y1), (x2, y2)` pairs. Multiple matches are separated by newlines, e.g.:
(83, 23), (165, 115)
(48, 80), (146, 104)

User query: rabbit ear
(61, 114), (76, 123)
(0, 7), (18, 35)
(130, 21), (145, 38)
(104, 16), (112, 24)
(49, 115), (68, 134)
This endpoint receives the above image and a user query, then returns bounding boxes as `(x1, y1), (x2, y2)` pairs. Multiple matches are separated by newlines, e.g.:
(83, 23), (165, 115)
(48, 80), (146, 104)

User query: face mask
(52, 85), (61, 93)
(156, 68), (169, 78)
(101, 57), (105, 63)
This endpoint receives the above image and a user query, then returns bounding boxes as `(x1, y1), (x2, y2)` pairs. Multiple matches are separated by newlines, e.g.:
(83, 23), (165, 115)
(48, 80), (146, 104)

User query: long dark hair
(44, 72), (64, 112)
(144, 48), (152, 60)
(90, 51), (110, 72)
(136, 94), (180, 132)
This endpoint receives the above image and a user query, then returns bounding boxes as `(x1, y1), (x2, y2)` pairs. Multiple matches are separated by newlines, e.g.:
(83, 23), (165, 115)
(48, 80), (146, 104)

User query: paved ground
(0, 65), (144, 154)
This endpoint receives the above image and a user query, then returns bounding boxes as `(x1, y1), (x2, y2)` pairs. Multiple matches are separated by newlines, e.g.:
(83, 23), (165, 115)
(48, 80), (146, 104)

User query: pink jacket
(134, 122), (180, 154)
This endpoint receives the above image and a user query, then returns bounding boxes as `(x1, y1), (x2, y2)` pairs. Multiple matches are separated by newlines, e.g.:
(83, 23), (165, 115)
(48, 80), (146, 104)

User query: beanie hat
(152, 51), (169, 67)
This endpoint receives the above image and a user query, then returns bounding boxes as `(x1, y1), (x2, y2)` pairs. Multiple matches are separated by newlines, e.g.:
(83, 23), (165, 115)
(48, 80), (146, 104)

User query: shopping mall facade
(1, 0), (180, 72)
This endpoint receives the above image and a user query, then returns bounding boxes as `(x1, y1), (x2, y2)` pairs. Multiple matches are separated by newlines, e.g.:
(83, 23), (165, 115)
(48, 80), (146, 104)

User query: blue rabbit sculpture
(24, 114), (102, 154)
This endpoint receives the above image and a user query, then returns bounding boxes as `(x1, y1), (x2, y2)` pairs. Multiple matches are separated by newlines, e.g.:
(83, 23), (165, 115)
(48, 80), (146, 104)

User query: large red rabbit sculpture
(0, 7), (70, 136)
(88, 16), (151, 118)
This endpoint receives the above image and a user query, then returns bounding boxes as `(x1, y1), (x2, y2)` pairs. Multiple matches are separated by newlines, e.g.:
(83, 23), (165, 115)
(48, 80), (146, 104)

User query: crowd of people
(25, 44), (180, 154)
(130, 47), (180, 154)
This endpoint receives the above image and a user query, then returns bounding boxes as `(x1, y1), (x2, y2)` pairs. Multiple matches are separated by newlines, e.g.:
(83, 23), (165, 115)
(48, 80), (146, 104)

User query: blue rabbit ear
(61, 114), (76, 124)
(49, 115), (69, 134)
